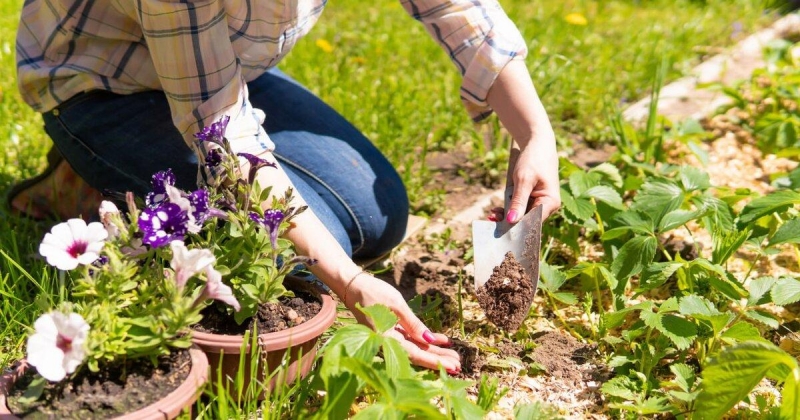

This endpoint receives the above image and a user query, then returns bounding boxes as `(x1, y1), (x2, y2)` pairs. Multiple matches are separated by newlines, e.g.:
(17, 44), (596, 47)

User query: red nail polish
(447, 369), (459, 375)
(506, 210), (518, 223)
(422, 330), (435, 343)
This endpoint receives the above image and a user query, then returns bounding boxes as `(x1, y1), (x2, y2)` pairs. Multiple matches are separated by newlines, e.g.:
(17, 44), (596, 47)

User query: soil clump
(7, 349), (191, 419)
(531, 331), (598, 387)
(475, 252), (534, 332)
(195, 289), (321, 335)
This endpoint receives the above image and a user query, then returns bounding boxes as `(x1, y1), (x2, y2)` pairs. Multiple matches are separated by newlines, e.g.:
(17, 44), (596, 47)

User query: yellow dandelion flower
(315, 39), (334, 53)
(565, 13), (588, 26)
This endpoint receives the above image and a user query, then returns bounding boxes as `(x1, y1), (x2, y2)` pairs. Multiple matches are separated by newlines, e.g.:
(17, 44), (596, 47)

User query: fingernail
(446, 368), (459, 375)
(487, 214), (498, 222)
(506, 210), (518, 223)
(422, 330), (435, 343)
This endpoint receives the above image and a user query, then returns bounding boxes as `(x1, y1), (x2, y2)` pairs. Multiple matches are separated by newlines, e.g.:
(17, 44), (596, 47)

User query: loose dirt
(475, 252), (535, 332)
(195, 289), (321, 335)
(7, 349), (191, 419)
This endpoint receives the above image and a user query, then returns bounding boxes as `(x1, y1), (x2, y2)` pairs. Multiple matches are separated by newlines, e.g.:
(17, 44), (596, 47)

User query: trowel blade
(472, 205), (542, 294)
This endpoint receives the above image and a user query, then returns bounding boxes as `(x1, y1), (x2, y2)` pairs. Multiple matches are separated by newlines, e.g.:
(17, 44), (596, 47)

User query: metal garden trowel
(471, 190), (543, 294)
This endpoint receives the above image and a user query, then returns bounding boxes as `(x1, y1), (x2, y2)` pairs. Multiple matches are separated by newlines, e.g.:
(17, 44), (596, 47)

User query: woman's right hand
(346, 273), (462, 374)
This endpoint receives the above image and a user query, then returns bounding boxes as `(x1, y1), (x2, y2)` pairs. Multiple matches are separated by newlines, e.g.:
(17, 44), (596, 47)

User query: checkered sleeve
(400, 0), (528, 122)
(132, 0), (273, 157)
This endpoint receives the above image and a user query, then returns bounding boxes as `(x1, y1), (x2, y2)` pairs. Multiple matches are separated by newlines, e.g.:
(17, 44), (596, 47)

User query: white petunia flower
(98, 200), (121, 238)
(205, 266), (241, 311)
(170, 240), (215, 288)
(39, 219), (108, 270)
(27, 311), (90, 382)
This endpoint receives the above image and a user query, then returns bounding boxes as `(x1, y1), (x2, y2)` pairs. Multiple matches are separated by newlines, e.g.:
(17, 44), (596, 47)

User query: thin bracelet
(343, 269), (368, 307)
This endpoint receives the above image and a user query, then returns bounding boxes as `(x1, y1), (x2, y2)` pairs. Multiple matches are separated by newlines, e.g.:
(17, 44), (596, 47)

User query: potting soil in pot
(195, 289), (321, 335)
(7, 349), (191, 419)
(475, 251), (534, 332)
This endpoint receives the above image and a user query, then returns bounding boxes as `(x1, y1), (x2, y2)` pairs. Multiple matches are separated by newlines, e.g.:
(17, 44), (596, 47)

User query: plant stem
(457, 273), (465, 338)
(591, 198), (605, 237)
(546, 292), (582, 341)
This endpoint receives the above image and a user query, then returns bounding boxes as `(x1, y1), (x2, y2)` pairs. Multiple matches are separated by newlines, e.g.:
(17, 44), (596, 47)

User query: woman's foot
(9, 159), (103, 221)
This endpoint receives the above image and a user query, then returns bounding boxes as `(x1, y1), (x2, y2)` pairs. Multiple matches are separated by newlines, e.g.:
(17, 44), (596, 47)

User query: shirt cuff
(460, 17), (528, 122)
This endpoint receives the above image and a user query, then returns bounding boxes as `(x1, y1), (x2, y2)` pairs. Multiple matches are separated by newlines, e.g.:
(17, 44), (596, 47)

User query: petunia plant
(26, 115), (308, 384)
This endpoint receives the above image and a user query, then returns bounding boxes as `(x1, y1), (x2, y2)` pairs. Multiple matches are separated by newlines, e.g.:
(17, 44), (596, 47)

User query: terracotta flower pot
(0, 346), (208, 420)
(191, 276), (336, 396)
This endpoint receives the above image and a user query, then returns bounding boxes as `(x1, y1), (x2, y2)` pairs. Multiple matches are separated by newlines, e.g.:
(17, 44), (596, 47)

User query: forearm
(251, 155), (361, 300)
(486, 59), (555, 150)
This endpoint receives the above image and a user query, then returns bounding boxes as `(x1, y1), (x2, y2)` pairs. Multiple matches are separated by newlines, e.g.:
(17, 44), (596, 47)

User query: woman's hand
(346, 273), (461, 374)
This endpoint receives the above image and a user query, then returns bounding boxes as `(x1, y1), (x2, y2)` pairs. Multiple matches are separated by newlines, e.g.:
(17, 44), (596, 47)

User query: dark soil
(531, 331), (598, 387)
(475, 252), (535, 332)
(195, 289), (321, 335)
(450, 339), (481, 376)
(7, 349), (191, 419)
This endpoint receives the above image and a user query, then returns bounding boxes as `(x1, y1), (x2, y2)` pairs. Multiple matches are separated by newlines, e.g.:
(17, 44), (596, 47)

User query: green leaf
(631, 180), (685, 225)
(696, 342), (799, 420)
(744, 309), (780, 329)
(721, 322), (769, 344)
(658, 208), (705, 232)
(782, 367), (800, 420)
(315, 372), (361, 420)
(737, 190), (800, 228)
(359, 304), (398, 333)
(539, 262), (567, 292)
(583, 185), (624, 209)
(670, 363), (696, 393)
(707, 272), (749, 301)
(352, 403), (396, 420)
(321, 324), (382, 377)
(638, 261), (683, 291)
(382, 337), (413, 379)
(771, 276), (800, 306)
(561, 188), (595, 221)
(768, 219), (800, 247)
(695, 194), (735, 232)
(601, 376), (641, 400)
(679, 166), (711, 191)
(588, 163), (624, 189)
(610, 235), (657, 281)
(603, 301), (653, 329)
(644, 312), (697, 350)
(711, 227), (751, 265)
(569, 170), (595, 197)
(551, 291), (578, 305)
(679, 294), (720, 317)
(747, 276), (777, 306)
(610, 210), (655, 234)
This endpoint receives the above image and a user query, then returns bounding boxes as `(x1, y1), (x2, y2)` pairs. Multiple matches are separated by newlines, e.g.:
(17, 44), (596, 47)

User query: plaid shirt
(17, 0), (527, 155)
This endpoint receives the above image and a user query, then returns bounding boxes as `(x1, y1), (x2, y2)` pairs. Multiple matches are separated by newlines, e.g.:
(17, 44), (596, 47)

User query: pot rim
(191, 277), (337, 353)
(0, 346), (209, 420)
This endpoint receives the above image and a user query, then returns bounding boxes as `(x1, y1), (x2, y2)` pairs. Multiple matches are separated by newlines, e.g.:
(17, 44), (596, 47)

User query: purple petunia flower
(249, 209), (285, 248)
(146, 169), (176, 208)
(138, 203), (189, 248)
(187, 189), (210, 226)
(205, 149), (222, 168)
(237, 153), (277, 186)
(194, 116), (230, 148)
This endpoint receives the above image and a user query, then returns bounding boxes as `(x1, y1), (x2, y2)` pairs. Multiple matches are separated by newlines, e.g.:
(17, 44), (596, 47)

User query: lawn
(1, 1), (796, 418)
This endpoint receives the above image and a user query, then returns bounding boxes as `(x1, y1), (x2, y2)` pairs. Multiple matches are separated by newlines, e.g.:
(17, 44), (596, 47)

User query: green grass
(0, 0), (785, 416)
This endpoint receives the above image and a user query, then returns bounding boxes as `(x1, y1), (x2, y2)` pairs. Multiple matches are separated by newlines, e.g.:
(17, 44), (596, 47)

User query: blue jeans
(41, 68), (409, 258)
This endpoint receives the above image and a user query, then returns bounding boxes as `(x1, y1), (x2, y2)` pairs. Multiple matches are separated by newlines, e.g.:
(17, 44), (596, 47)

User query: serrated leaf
(603, 301), (653, 329)
(696, 342), (799, 419)
(708, 273), (749, 301)
(658, 209), (705, 232)
(660, 314), (698, 350)
(721, 322), (768, 344)
(768, 218), (800, 247)
(748, 276), (777, 306)
(539, 262), (567, 292)
(382, 336), (413, 379)
(744, 309), (780, 329)
(601, 376), (641, 400)
(569, 170), (595, 197)
(679, 294), (720, 317)
(771, 277), (800, 306)
(638, 261), (683, 291)
(610, 210), (655, 233)
(561, 188), (595, 221)
(583, 185), (624, 209)
(679, 166), (712, 191)
(589, 163), (624, 188)
(738, 190), (800, 228)
(631, 180), (685, 225)
(359, 304), (399, 333)
(670, 363), (696, 392)
(321, 324), (382, 377)
(611, 235), (657, 281)
(552, 291), (578, 304)
(695, 194), (735, 232)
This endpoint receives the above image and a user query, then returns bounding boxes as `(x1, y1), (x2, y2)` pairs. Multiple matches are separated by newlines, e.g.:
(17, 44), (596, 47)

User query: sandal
(3, 147), (64, 221)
